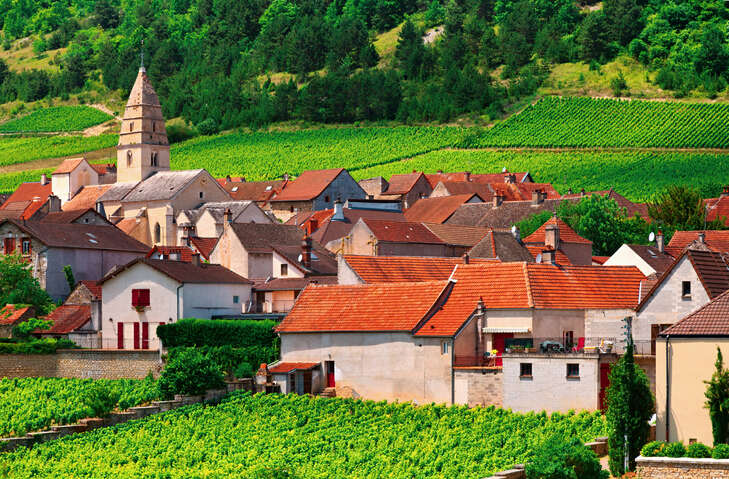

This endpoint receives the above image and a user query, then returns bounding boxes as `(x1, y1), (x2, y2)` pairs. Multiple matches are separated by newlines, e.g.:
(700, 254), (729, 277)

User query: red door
(141, 323), (149, 350)
(117, 323), (124, 349)
(599, 363), (611, 411)
(492, 333), (514, 367)
(326, 361), (335, 388)
(133, 323), (140, 349)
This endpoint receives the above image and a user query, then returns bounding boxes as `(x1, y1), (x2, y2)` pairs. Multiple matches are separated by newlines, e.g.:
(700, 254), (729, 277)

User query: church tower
(116, 66), (170, 183)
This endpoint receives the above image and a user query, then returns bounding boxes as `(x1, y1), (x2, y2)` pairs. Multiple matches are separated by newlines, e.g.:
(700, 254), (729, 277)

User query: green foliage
(81, 382), (121, 418)
(473, 97), (729, 148)
(0, 106), (112, 133)
(516, 210), (553, 238)
(705, 348), (729, 445)
(650, 185), (726, 232)
(687, 442), (712, 458)
(0, 168), (54, 195)
(0, 337), (76, 354)
(525, 435), (608, 479)
(0, 255), (54, 314)
(12, 317), (52, 339)
(0, 377), (158, 437)
(640, 440), (666, 457)
(659, 442), (686, 458)
(157, 348), (225, 399)
(610, 70), (627, 97)
(168, 345), (278, 377)
(606, 343), (654, 475)
(0, 135), (116, 168)
(713, 444), (729, 459)
(0, 393), (608, 477)
(63, 265), (75, 294)
(234, 361), (255, 379)
(157, 319), (278, 349)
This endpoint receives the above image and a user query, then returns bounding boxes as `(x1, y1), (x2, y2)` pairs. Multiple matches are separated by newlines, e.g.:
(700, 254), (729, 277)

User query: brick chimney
(545, 224), (560, 250)
(47, 195), (61, 213)
(191, 253), (201, 267)
(225, 175), (231, 183)
(698, 232), (706, 244)
(542, 248), (557, 265)
(465, 171), (471, 182)
(40, 173), (49, 186)
(531, 190), (544, 205)
(301, 235), (312, 268)
(462, 253), (470, 264)
(492, 194), (504, 207)
(656, 230), (664, 254)
(505, 174), (516, 184)
(721, 186), (729, 198)
(223, 208), (233, 224)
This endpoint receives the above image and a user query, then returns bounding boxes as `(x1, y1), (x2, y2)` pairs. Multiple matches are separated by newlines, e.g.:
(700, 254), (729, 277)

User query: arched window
(154, 223), (161, 244)
(126, 150), (133, 167)
(151, 152), (158, 167)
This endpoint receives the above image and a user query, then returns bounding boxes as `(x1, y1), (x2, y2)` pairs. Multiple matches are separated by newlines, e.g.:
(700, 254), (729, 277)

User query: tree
(578, 12), (612, 62)
(425, 0), (445, 26)
(705, 347), (729, 445)
(93, 0), (120, 29)
(606, 341), (654, 475)
(694, 24), (729, 78)
(603, 0), (643, 46)
(648, 185), (725, 231)
(395, 19), (426, 79)
(0, 255), (54, 314)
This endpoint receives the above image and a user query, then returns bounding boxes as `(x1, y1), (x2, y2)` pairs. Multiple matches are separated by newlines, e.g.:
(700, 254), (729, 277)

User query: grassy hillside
(0, 135), (115, 168)
(0, 106), (113, 132)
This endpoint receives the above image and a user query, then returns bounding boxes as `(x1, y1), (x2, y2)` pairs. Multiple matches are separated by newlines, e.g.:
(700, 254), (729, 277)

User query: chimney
(567, 188), (573, 195)
(698, 232), (706, 244)
(437, 169), (443, 174)
(191, 253), (201, 267)
(505, 174), (516, 184)
(223, 208), (233, 224)
(545, 224), (560, 250)
(47, 195), (61, 213)
(282, 173), (289, 182)
(492, 194), (504, 207)
(656, 230), (664, 254)
(542, 249), (557, 265)
(95, 201), (106, 216)
(40, 173), (49, 186)
(332, 199), (345, 221)
(301, 235), (312, 269)
(462, 253), (470, 264)
(512, 225), (521, 243)
(722, 186), (729, 198)
(531, 190), (544, 205)
(465, 171), (471, 182)
(225, 175), (231, 183)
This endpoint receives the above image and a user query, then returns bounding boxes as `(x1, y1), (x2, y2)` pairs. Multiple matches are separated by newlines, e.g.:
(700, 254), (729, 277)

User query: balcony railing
(453, 355), (503, 368)
(500, 337), (620, 355)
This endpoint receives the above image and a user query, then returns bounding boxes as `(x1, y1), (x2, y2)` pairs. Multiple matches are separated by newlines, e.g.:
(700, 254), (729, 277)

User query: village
(2, 65), (729, 478)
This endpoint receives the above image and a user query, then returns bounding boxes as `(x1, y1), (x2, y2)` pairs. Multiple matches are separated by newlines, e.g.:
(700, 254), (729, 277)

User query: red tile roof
(342, 255), (497, 283)
(268, 362), (320, 374)
(90, 164), (114, 175)
(524, 217), (592, 245)
(38, 305), (91, 334)
(189, 237), (218, 260)
(308, 209), (405, 246)
(525, 246), (572, 265)
(276, 281), (450, 333)
(101, 258), (253, 285)
(0, 305), (32, 325)
(62, 185), (112, 212)
(362, 219), (445, 244)
(218, 179), (286, 202)
(706, 197), (729, 226)
(434, 182), (495, 200)
(424, 172), (530, 188)
(269, 169), (344, 202)
(79, 280), (102, 300)
(147, 245), (195, 262)
(661, 289), (729, 336)
(52, 158), (85, 174)
(385, 173), (425, 195)
(592, 256), (610, 264)
(404, 194), (482, 224)
(668, 231), (729, 253)
(0, 182), (52, 219)
(422, 223), (491, 247)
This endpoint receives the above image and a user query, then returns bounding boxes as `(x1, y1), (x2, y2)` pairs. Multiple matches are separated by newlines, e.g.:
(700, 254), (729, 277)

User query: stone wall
(454, 369), (503, 407)
(636, 456), (729, 479)
(0, 349), (161, 379)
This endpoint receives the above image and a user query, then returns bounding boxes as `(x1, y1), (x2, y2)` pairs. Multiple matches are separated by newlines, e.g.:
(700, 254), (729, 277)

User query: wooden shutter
(140, 289), (150, 307)
(133, 322), (140, 349)
(3, 238), (15, 255)
(142, 322), (149, 350)
(131, 289), (139, 307)
(117, 323), (124, 349)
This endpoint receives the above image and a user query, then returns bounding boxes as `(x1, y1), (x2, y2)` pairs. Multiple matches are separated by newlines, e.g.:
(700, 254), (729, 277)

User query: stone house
(268, 168), (366, 222)
(36, 304), (98, 348)
(667, 230), (729, 253)
(605, 237), (676, 277)
(175, 200), (272, 244)
(98, 256), (252, 350)
(345, 218), (452, 257)
(50, 158), (115, 205)
(0, 176), (54, 220)
(0, 219), (149, 300)
(368, 172), (433, 209)
(522, 216), (593, 266)
(0, 305), (36, 338)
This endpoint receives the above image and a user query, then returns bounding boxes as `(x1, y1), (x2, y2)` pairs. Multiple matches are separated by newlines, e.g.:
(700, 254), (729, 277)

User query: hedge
(0, 338), (77, 354)
(167, 345), (279, 376)
(156, 319), (278, 349)
(641, 441), (717, 459)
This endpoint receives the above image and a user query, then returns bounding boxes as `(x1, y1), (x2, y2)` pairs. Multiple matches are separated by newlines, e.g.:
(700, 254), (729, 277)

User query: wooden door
(3, 237), (15, 254)
(303, 370), (313, 394)
(325, 361), (335, 388)
(651, 324), (659, 356)
(492, 333), (513, 367)
(599, 363), (611, 411)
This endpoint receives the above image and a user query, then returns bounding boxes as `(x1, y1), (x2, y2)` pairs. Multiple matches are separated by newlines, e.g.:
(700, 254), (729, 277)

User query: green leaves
(0, 255), (54, 315)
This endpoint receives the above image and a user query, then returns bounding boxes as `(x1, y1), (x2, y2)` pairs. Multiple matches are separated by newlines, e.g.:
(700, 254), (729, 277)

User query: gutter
(665, 334), (670, 441)
(451, 338), (455, 405)
(176, 284), (183, 321)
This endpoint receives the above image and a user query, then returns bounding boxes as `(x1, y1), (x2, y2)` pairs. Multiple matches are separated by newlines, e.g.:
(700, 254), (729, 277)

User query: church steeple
(117, 66), (170, 184)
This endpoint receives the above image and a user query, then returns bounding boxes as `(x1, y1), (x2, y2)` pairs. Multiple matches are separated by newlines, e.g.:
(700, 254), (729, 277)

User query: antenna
(535, 253), (542, 264)
(648, 231), (655, 243)
(140, 39), (145, 70)
(502, 166), (507, 173)
(511, 225), (517, 234)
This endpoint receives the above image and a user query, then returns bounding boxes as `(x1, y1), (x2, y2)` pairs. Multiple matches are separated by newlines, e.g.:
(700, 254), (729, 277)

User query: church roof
(126, 67), (162, 108)
(120, 170), (210, 202)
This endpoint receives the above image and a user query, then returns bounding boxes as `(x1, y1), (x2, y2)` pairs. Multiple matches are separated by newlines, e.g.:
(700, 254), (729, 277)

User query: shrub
(157, 348), (225, 399)
(197, 118), (218, 135)
(526, 435), (608, 479)
(640, 441), (666, 457)
(713, 444), (729, 459)
(0, 338), (76, 354)
(234, 362), (255, 379)
(659, 442), (686, 458)
(687, 442), (712, 458)
(12, 317), (52, 339)
(82, 382), (121, 418)
(157, 319), (278, 349)
(167, 345), (277, 377)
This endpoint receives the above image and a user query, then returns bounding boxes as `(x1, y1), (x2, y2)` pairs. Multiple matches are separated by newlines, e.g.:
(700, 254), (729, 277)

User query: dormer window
(682, 281), (691, 298)
(280, 264), (288, 276)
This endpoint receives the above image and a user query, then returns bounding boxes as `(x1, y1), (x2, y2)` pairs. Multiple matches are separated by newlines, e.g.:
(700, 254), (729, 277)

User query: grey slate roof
(199, 201), (255, 222)
(98, 182), (138, 202)
(446, 199), (576, 229)
(122, 170), (207, 202)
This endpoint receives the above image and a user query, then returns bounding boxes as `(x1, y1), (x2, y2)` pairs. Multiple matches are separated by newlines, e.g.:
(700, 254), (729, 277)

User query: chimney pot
(699, 232), (706, 244)
(656, 230), (664, 254)
(465, 171), (471, 182)
(332, 200), (345, 221)
(462, 253), (470, 264)
(223, 208), (233, 224)
(225, 175), (231, 183)
(545, 224), (560, 250)
(191, 253), (201, 266)
(47, 195), (61, 213)
(301, 235), (312, 268)
(40, 173), (49, 186)
(722, 186), (729, 198)
(531, 190), (544, 205)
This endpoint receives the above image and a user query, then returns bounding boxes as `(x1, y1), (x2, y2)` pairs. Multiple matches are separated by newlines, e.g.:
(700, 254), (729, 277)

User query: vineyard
(0, 134), (116, 168)
(473, 97), (729, 148)
(353, 149), (729, 201)
(0, 377), (157, 438)
(0, 392), (607, 478)
(169, 126), (464, 180)
(0, 168), (53, 194)
(0, 106), (113, 133)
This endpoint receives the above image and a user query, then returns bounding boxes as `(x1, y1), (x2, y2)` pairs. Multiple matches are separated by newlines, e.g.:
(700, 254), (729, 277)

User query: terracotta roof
(310, 209), (405, 246)
(253, 276), (338, 291)
(706, 197), (729, 226)
(217, 179), (285, 202)
(147, 245), (195, 262)
(0, 220), (149, 252)
(446, 199), (573, 229)
(624, 244), (675, 275)
(52, 158), (85, 175)
(362, 219), (445, 244)
(270, 169), (345, 202)
(0, 182), (52, 220)
(276, 281), (450, 333)
(101, 258), (252, 285)
(116, 217), (140, 236)
(404, 194), (482, 224)
(38, 305), (90, 334)
(384, 173), (425, 195)
(342, 255), (496, 283)
(668, 231), (729, 253)
(0, 305), (32, 325)
(90, 164), (114, 175)
(524, 217), (592, 245)
(423, 223), (490, 247)
(79, 280), (102, 300)
(434, 182), (495, 200)
(661, 289), (729, 336)
(40, 209), (104, 224)
(469, 230), (535, 262)
(592, 256), (610, 265)
(63, 185), (113, 212)
(268, 362), (320, 374)
(423, 172), (530, 188)
(189, 237), (218, 260)
(525, 246), (572, 265)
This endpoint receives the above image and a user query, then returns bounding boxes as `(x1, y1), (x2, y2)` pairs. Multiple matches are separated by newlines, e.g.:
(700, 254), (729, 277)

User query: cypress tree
(705, 347), (729, 445)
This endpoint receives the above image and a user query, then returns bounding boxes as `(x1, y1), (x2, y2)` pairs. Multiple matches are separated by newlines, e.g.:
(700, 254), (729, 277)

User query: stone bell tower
(116, 64), (170, 184)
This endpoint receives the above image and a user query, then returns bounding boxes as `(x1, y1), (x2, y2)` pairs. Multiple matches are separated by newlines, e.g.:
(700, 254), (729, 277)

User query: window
(567, 363), (580, 379)
(233, 296), (239, 304)
(682, 281), (691, 298)
(280, 264), (288, 276)
(520, 363), (532, 378)
(151, 152), (158, 167)
(324, 195), (330, 203)
(441, 341), (449, 355)
(21, 238), (31, 255)
(199, 191), (204, 199)
(126, 150), (133, 167)
(152, 122), (156, 132)
(129, 121), (134, 131)
(131, 289), (150, 308)
(154, 223), (161, 244)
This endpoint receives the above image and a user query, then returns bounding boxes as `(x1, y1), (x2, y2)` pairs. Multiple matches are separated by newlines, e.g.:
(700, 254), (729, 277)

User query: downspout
(665, 334), (670, 441)
(176, 284), (183, 321)
(451, 338), (455, 405)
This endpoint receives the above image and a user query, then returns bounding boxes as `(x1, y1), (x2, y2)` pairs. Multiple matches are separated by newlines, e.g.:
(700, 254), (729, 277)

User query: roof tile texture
(404, 194), (480, 224)
(270, 169), (343, 202)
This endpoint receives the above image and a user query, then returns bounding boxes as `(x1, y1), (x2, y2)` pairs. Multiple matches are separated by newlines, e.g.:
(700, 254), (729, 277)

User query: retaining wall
(0, 349), (162, 379)
(637, 456), (729, 478)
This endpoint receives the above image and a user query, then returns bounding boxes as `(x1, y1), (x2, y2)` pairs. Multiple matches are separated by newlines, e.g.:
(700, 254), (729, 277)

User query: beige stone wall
(454, 369), (503, 407)
(637, 457), (729, 479)
(0, 350), (161, 379)
(210, 223), (250, 277)
(604, 244), (656, 276)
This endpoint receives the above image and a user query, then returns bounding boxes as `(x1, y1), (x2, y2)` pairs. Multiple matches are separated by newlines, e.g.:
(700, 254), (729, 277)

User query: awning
(482, 327), (531, 334)
(268, 362), (320, 374)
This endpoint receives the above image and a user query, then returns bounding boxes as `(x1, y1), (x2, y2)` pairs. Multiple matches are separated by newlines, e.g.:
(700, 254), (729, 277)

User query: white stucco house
(98, 256), (252, 350)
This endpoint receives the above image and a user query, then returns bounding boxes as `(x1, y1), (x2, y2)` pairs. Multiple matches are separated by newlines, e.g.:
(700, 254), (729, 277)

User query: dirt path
(0, 147), (116, 174)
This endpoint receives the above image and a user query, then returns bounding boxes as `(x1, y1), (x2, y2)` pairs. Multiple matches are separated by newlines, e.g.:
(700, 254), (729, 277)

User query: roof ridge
(523, 262), (534, 308)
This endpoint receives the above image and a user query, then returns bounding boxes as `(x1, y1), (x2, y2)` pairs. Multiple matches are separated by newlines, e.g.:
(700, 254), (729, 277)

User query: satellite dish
(648, 232), (655, 242)
(511, 225), (517, 234)
(535, 253), (543, 264)
(502, 167), (507, 173)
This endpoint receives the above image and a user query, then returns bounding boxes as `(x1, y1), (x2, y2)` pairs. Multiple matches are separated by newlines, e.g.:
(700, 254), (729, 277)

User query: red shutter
(3, 238), (15, 255)
(131, 289), (139, 307)
(117, 323), (124, 349)
(140, 289), (150, 307)
(142, 323), (149, 350)
(133, 323), (140, 349)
